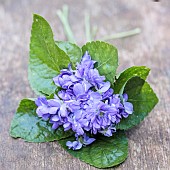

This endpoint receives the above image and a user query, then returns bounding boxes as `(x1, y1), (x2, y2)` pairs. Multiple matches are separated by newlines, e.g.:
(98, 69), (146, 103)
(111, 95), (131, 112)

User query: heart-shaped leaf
(59, 131), (128, 168)
(117, 77), (158, 130)
(29, 14), (70, 95)
(10, 99), (73, 142)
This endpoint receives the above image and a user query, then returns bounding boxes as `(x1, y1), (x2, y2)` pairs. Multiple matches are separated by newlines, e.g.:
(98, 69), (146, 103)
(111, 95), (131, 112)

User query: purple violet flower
(35, 51), (133, 150)
(66, 141), (83, 150)
(82, 134), (96, 145)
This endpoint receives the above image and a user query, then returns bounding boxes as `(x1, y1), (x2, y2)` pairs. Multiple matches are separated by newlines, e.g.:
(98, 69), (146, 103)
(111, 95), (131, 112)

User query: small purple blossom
(66, 141), (82, 150)
(66, 134), (96, 150)
(35, 51), (133, 150)
(82, 134), (96, 145)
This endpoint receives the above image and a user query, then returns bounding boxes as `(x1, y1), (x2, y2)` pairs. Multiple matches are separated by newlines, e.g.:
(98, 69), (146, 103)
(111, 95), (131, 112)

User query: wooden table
(0, 0), (169, 169)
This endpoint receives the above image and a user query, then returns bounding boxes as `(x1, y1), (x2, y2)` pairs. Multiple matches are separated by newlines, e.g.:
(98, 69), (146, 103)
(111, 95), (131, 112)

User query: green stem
(91, 26), (98, 40)
(101, 28), (141, 41)
(85, 13), (92, 41)
(57, 5), (76, 43)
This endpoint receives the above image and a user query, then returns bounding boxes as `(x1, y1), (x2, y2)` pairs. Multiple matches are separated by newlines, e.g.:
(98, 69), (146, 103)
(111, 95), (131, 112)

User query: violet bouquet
(10, 14), (158, 168)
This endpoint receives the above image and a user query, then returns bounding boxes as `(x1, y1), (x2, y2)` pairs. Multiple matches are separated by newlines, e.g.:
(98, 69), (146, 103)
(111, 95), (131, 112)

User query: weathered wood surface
(0, 0), (170, 169)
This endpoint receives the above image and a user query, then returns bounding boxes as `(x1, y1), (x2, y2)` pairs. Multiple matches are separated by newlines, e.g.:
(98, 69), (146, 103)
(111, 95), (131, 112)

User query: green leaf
(55, 41), (82, 68)
(59, 131), (128, 168)
(10, 99), (73, 142)
(114, 66), (150, 94)
(29, 14), (70, 95)
(82, 41), (118, 83)
(117, 77), (159, 130)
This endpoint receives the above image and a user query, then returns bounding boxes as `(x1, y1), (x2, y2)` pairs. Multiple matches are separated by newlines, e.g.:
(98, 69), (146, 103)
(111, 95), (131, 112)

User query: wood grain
(0, 0), (169, 169)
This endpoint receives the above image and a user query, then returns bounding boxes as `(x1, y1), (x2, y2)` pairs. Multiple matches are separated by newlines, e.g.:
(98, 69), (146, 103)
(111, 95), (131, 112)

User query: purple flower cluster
(35, 51), (133, 150)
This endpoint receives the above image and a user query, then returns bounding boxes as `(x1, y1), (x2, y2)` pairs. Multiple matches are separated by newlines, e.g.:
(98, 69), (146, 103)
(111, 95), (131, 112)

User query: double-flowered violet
(35, 51), (133, 150)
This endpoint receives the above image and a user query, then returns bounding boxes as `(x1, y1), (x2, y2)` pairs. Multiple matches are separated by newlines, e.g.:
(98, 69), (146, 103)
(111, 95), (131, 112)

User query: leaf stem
(85, 13), (92, 42)
(85, 13), (98, 41)
(101, 28), (141, 41)
(91, 26), (98, 40)
(57, 5), (76, 43)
